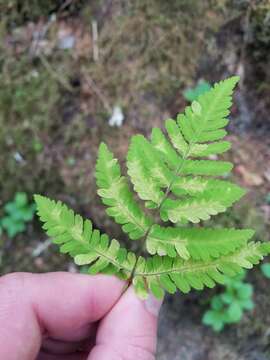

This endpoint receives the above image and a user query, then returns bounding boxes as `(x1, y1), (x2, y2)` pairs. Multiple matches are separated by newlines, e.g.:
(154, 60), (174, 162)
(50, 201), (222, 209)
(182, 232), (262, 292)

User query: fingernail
(145, 293), (163, 317)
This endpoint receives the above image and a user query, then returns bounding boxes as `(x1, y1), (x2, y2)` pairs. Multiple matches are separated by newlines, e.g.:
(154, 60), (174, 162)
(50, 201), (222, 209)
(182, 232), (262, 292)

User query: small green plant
(261, 262), (270, 278)
(0, 192), (36, 238)
(203, 272), (254, 331)
(35, 77), (270, 299)
(265, 192), (270, 205)
(183, 79), (211, 102)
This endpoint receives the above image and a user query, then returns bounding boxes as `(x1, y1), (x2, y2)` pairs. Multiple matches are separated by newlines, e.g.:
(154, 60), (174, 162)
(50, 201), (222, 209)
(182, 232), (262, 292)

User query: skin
(0, 272), (162, 360)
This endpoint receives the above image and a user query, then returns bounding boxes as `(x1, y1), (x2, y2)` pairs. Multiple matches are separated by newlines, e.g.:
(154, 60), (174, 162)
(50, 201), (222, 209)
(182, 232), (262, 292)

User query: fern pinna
(35, 76), (270, 299)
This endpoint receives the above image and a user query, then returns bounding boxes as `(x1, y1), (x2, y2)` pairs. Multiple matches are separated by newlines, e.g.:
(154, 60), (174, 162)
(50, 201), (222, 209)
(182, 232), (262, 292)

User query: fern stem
(158, 147), (191, 209)
(127, 226), (152, 283)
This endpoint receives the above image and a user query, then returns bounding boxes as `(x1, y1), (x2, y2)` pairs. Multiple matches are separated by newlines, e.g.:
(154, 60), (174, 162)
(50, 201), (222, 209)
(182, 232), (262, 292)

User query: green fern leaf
(131, 135), (173, 188)
(126, 138), (163, 208)
(171, 177), (244, 197)
(95, 143), (153, 239)
(146, 225), (254, 260)
(132, 242), (270, 299)
(127, 135), (174, 208)
(181, 159), (233, 176)
(151, 127), (180, 169)
(35, 76), (270, 300)
(35, 195), (136, 279)
(165, 119), (188, 156)
(161, 185), (245, 223)
(177, 76), (239, 144)
(160, 197), (227, 223)
(189, 141), (231, 157)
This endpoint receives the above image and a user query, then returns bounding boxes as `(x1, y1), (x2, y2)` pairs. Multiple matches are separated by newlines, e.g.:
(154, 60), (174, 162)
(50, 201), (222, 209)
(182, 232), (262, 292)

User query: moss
(0, 55), (63, 201)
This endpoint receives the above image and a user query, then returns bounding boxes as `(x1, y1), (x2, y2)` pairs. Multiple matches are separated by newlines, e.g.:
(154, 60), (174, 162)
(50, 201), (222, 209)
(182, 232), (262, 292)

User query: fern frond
(151, 127), (182, 169)
(160, 197), (227, 223)
(35, 195), (136, 279)
(132, 242), (270, 299)
(131, 135), (174, 188)
(181, 159), (233, 176)
(189, 141), (231, 157)
(176, 76), (239, 145)
(160, 185), (245, 223)
(127, 135), (173, 209)
(35, 76), (270, 300)
(95, 143), (153, 239)
(171, 177), (244, 197)
(164, 119), (188, 156)
(146, 225), (254, 260)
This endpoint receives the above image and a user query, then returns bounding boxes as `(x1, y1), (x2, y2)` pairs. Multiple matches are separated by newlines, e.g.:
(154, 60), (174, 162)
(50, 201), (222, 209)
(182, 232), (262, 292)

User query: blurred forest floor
(1, 1), (270, 359)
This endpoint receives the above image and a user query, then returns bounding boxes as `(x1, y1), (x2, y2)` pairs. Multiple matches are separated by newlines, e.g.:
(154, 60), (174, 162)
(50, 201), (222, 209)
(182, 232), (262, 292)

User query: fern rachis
(35, 76), (270, 299)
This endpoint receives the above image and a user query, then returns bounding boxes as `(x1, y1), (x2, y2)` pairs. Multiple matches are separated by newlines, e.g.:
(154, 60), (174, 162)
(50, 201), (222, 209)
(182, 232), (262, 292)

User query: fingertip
(125, 286), (163, 318)
(144, 292), (163, 317)
(93, 285), (161, 358)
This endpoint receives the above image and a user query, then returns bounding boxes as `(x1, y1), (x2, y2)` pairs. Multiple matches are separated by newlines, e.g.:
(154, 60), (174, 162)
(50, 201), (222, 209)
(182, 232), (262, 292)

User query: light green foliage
(183, 79), (211, 102)
(146, 226), (254, 261)
(261, 263), (270, 278)
(1, 192), (36, 238)
(96, 143), (153, 239)
(35, 77), (270, 299)
(203, 272), (254, 332)
(34, 195), (136, 279)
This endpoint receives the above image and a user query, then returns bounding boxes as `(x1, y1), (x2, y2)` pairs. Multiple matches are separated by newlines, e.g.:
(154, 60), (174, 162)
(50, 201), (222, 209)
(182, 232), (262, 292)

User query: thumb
(88, 286), (163, 360)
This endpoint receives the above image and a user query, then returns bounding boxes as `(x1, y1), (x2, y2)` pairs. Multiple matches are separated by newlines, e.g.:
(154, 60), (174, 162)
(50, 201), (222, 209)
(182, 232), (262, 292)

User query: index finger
(0, 272), (125, 360)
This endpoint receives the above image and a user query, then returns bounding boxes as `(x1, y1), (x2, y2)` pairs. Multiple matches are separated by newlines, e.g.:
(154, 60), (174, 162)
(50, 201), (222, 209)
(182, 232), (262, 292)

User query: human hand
(0, 272), (162, 359)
